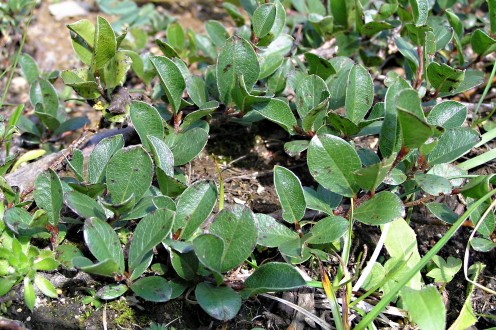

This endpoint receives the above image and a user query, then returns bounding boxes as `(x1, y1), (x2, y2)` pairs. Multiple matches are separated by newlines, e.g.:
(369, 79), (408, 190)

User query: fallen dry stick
(3, 126), (135, 197)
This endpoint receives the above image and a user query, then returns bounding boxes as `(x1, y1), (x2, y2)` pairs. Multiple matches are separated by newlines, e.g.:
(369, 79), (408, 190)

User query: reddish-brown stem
(173, 111), (183, 133)
(414, 45), (424, 89)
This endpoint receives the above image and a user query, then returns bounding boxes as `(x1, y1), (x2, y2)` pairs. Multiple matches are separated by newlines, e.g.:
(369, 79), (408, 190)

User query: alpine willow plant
(1, 0), (496, 328)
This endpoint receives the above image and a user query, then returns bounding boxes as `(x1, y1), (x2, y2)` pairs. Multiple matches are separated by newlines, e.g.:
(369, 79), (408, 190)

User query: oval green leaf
(345, 64), (373, 124)
(34, 169), (63, 225)
(64, 191), (107, 220)
(253, 3), (277, 38)
(88, 134), (124, 184)
(242, 262), (306, 297)
(164, 127), (209, 166)
(130, 101), (164, 150)
(131, 276), (172, 302)
(354, 191), (404, 225)
(208, 205), (258, 272)
(274, 165), (306, 223)
(176, 180), (218, 240)
(106, 146), (153, 204)
(128, 208), (175, 271)
(307, 216), (348, 244)
(84, 217), (124, 271)
(150, 56), (185, 113)
(195, 283), (241, 321)
(307, 134), (361, 197)
(217, 36), (260, 106)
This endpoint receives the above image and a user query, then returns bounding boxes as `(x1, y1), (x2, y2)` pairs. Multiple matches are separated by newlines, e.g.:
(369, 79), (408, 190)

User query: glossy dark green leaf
(242, 262), (306, 297)
(440, 70), (484, 97)
(362, 21), (394, 36)
(307, 134), (361, 197)
(170, 250), (198, 281)
(206, 20), (229, 48)
(345, 64), (374, 124)
(295, 74), (329, 119)
(410, 0), (429, 26)
(354, 156), (395, 192)
(254, 214), (298, 247)
(73, 257), (120, 277)
(415, 173), (451, 195)
(489, 0), (496, 35)
(470, 237), (496, 252)
(97, 284), (128, 300)
(34, 110), (60, 131)
(258, 35), (293, 79)
(195, 34), (218, 60)
(164, 127), (209, 165)
(427, 101), (466, 129)
(327, 57), (354, 109)
(157, 170), (187, 198)
(426, 202), (458, 224)
(128, 208), (175, 271)
(193, 234), (224, 273)
(88, 134), (124, 184)
(130, 101), (164, 150)
(30, 78), (59, 117)
(284, 140), (309, 157)
(244, 96), (297, 134)
(175, 181), (218, 240)
(268, 58), (291, 95)
(398, 109), (433, 149)
(150, 56), (185, 113)
(395, 36), (419, 68)
(94, 16), (116, 69)
(307, 216), (348, 244)
(223, 2), (245, 26)
(396, 88), (424, 119)
(379, 78), (410, 157)
(4, 207), (36, 235)
(131, 276), (172, 302)
(427, 63), (464, 94)
(182, 108), (216, 129)
(195, 206), (257, 272)
(156, 39), (180, 58)
(106, 146), (153, 204)
(303, 185), (342, 215)
(53, 117), (90, 136)
(186, 75), (208, 107)
(217, 36), (259, 106)
(304, 53), (336, 80)
(195, 283), (241, 321)
(84, 217), (124, 271)
(147, 135), (174, 177)
(34, 169), (63, 225)
(354, 191), (403, 225)
(253, 3), (277, 38)
(428, 127), (479, 165)
(19, 54), (39, 83)
(471, 29), (496, 56)
(64, 191), (107, 220)
(274, 165), (306, 223)
(167, 22), (185, 51)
